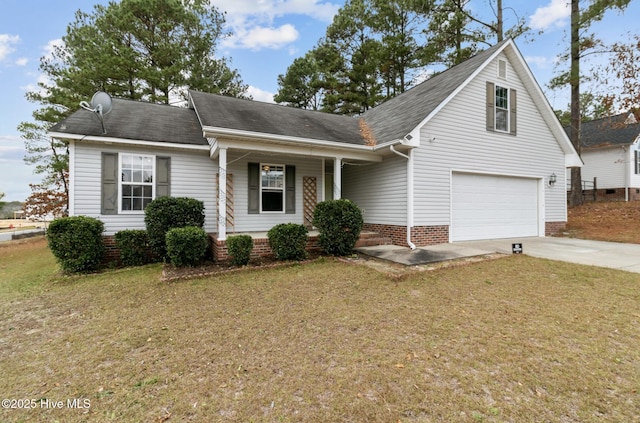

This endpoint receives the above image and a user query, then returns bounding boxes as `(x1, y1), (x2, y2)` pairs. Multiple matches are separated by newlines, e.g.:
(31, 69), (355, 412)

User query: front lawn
(1, 237), (639, 422)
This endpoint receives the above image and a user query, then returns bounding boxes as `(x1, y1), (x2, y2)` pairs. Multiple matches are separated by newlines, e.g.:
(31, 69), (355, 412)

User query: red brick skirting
(102, 235), (120, 265)
(545, 221), (566, 236)
(363, 223), (449, 247)
(211, 234), (321, 262)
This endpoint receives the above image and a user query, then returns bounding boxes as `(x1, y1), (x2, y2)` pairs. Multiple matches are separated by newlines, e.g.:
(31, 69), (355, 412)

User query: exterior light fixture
(549, 173), (557, 186)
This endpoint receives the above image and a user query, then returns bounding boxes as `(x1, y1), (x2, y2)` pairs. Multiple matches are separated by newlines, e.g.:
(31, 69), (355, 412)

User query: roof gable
(362, 40), (507, 143)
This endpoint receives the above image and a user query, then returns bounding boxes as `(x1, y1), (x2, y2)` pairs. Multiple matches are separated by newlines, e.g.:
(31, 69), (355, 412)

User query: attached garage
(450, 172), (541, 241)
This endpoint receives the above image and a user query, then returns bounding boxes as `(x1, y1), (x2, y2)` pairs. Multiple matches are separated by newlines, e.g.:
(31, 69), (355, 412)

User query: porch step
(355, 231), (393, 248)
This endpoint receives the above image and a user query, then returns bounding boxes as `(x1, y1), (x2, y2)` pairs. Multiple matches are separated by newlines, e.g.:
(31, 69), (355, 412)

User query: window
(120, 154), (154, 212)
(261, 164), (285, 212)
(635, 150), (640, 174)
(486, 82), (516, 135)
(495, 85), (509, 132)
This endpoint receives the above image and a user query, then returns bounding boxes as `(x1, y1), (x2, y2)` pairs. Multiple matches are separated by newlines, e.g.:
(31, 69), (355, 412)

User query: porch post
(334, 157), (342, 199)
(218, 147), (227, 241)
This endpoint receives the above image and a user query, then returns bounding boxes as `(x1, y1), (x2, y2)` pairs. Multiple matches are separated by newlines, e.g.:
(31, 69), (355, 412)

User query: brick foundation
(211, 233), (321, 262)
(102, 235), (120, 266)
(545, 221), (566, 236)
(363, 223), (450, 247)
(578, 188), (640, 202)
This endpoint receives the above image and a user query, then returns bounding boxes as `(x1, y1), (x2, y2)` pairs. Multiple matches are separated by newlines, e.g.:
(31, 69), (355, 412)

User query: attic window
(498, 59), (507, 79)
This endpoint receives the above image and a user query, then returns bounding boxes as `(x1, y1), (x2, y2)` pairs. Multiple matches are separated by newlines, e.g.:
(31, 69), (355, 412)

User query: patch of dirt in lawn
(566, 201), (640, 243)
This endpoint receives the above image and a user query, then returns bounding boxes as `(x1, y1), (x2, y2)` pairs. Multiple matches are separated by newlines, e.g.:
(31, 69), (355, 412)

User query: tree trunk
(569, 0), (583, 207)
(496, 0), (503, 41)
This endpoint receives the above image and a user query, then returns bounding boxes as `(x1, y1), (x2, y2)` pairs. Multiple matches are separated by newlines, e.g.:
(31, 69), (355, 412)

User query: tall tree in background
(274, 53), (323, 110)
(561, 0), (631, 207)
(421, 0), (529, 67)
(598, 34), (640, 116)
(19, 0), (247, 206)
(276, 0), (530, 114)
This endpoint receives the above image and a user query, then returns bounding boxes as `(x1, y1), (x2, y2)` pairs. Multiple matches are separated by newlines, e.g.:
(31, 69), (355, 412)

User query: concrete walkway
(357, 237), (640, 274)
(456, 237), (640, 274)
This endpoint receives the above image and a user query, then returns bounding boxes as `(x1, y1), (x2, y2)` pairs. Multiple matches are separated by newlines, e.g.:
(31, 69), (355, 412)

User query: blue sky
(0, 0), (638, 201)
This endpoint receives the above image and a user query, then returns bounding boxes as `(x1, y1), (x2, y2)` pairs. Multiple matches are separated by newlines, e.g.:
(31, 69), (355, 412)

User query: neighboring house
(49, 38), (581, 260)
(566, 113), (640, 201)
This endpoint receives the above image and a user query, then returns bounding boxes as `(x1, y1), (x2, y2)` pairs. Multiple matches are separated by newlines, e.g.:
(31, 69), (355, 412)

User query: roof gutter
(390, 145), (416, 250)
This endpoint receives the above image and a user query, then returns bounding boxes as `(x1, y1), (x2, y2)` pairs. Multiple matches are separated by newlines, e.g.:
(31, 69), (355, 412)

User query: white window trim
(495, 85), (510, 133)
(118, 153), (156, 214)
(260, 163), (285, 213)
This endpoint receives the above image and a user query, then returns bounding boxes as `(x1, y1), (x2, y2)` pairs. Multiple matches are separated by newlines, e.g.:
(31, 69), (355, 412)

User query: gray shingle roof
(362, 40), (507, 142)
(189, 90), (364, 145)
(564, 113), (640, 149)
(51, 41), (507, 148)
(50, 98), (207, 146)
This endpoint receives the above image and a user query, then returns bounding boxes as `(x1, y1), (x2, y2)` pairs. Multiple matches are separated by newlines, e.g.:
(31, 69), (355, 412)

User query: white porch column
(334, 157), (342, 200)
(218, 147), (227, 241)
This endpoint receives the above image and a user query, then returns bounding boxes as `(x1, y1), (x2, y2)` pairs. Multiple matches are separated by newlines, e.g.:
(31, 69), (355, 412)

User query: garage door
(451, 173), (539, 241)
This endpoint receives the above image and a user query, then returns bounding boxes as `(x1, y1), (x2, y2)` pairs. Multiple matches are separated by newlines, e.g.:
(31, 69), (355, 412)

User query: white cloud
(212, 0), (338, 24)
(247, 85), (275, 103)
(15, 57), (27, 66)
(525, 55), (555, 69)
(224, 24), (299, 50)
(530, 0), (570, 31)
(0, 34), (20, 61)
(43, 38), (63, 61)
(211, 0), (339, 51)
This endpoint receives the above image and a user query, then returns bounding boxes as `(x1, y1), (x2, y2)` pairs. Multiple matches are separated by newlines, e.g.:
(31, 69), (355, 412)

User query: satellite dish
(80, 91), (113, 134)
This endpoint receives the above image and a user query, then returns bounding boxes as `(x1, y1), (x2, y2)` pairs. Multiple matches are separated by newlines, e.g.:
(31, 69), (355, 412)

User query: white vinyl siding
(577, 147), (627, 189)
(342, 155), (407, 225)
(224, 152), (323, 232)
(413, 51), (567, 230)
(71, 141), (216, 235)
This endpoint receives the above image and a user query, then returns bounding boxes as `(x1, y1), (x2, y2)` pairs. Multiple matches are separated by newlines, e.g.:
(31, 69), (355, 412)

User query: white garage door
(451, 173), (539, 241)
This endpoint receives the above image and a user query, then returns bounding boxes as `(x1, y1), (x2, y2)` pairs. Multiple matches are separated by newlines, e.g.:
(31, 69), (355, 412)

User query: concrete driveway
(456, 237), (640, 274)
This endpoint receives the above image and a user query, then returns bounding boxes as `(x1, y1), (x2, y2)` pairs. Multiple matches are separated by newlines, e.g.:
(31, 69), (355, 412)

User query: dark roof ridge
(188, 89), (358, 121)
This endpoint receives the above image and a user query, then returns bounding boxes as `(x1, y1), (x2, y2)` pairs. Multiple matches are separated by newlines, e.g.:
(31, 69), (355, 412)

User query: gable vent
(498, 59), (507, 79)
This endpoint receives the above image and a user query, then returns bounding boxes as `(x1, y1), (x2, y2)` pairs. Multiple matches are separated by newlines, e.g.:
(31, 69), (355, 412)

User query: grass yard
(1, 237), (640, 422)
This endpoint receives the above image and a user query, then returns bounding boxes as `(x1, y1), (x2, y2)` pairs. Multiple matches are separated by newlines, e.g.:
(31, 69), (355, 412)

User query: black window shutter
(101, 152), (118, 215)
(486, 82), (495, 132)
(248, 162), (260, 214)
(509, 89), (517, 136)
(156, 156), (171, 197)
(285, 165), (295, 214)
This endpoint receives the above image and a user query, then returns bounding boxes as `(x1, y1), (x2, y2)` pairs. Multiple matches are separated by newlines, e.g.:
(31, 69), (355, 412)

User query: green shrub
(114, 230), (150, 266)
(268, 223), (308, 261)
(312, 199), (363, 256)
(165, 226), (208, 267)
(226, 235), (253, 266)
(47, 216), (105, 273)
(144, 197), (205, 260)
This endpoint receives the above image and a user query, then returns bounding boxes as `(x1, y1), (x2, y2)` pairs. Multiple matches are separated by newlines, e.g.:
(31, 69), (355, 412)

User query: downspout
(390, 145), (416, 250)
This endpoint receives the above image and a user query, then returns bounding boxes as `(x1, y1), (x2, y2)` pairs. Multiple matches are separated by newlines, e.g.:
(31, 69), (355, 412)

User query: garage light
(549, 173), (557, 186)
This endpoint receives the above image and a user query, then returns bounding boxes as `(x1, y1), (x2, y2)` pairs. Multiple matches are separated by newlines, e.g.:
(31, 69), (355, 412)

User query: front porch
(209, 231), (392, 262)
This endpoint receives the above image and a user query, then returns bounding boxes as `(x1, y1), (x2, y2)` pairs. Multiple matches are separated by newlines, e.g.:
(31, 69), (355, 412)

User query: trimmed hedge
(268, 223), (308, 261)
(47, 216), (105, 273)
(312, 199), (363, 256)
(226, 235), (253, 266)
(165, 226), (208, 267)
(144, 197), (205, 260)
(114, 230), (150, 267)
